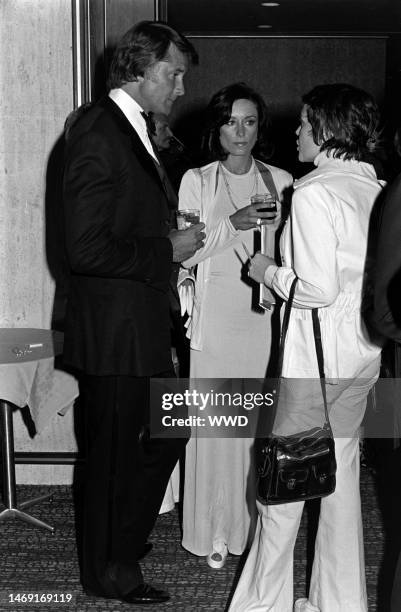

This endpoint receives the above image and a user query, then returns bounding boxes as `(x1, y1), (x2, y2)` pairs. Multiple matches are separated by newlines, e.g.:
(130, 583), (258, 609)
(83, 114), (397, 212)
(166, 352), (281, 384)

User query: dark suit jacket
(63, 96), (174, 376)
(372, 173), (401, 344)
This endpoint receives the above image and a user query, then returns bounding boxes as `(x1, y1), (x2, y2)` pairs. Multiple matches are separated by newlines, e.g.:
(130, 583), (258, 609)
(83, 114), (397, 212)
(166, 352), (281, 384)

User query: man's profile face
(138, 43), (188, 115)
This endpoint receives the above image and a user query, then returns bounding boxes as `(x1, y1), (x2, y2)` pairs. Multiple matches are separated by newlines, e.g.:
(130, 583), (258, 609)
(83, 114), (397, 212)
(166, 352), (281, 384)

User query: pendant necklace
(220, 159), (259, 211)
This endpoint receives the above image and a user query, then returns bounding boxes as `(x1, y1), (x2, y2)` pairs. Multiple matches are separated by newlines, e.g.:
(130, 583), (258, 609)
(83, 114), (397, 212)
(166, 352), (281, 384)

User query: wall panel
(0, 0), (73, 328)
(0, 0), (77, 484)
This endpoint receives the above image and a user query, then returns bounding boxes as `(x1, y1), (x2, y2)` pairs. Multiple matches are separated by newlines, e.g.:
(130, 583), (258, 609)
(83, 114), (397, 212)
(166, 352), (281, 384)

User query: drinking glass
(251, 194), (277, 225)
(176, 209), (200, 229)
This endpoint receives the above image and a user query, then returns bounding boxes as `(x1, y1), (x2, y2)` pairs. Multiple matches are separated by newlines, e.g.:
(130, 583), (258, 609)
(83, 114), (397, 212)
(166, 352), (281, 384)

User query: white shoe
(206, 542), (228, 569)
(294, 599), (319, 612)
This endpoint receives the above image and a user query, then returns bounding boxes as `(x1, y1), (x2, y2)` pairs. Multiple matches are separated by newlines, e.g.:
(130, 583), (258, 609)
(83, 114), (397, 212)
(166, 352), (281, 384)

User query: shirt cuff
(264, 265), (279, 288)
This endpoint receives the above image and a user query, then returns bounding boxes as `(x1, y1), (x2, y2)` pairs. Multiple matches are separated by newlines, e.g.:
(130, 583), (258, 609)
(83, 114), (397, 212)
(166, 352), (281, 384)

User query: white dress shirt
(108, 88), (158, 163)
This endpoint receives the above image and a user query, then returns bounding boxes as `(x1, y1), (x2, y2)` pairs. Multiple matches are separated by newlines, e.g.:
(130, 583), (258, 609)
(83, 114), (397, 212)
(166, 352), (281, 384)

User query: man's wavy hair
(302, 83), (381, 161)
(202, 82), (273, 162)
(107, 21), (198, 89)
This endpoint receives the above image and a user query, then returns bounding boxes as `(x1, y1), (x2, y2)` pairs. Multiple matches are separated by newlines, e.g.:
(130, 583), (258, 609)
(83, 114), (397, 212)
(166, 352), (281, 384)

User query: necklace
(220, 159), (259, 211)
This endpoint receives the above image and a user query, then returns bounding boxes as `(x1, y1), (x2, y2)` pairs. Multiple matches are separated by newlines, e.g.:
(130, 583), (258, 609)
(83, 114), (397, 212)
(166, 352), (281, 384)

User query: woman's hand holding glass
(248, 252), (276, 284)
(229, 201), (278, 231)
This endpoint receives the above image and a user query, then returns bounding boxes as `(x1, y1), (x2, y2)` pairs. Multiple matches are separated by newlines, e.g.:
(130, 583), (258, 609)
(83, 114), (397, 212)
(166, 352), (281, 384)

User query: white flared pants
(229, 359), (380, 612)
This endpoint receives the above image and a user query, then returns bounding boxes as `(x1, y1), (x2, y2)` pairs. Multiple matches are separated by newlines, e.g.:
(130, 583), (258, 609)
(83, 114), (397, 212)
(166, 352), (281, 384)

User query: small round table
(0, 328), (64, 532)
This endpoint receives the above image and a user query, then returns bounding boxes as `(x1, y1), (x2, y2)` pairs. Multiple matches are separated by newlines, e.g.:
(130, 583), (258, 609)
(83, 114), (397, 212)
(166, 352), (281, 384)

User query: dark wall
(170, 37), (387, 174)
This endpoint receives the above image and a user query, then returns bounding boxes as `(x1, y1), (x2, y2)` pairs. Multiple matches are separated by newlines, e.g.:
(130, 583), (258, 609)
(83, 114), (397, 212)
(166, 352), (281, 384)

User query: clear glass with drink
(251, 194), (277, 226)
(176, 209), (200, 229)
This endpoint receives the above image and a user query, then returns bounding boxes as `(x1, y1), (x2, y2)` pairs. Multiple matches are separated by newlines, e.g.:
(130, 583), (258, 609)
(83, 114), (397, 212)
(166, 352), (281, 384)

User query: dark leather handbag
(256, 278), (337, 505)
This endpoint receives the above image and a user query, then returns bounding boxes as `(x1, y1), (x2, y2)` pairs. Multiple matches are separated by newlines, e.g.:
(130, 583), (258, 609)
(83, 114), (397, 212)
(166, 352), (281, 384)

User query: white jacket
(178, 159), (293, 350)
(264, 151), (384, 379)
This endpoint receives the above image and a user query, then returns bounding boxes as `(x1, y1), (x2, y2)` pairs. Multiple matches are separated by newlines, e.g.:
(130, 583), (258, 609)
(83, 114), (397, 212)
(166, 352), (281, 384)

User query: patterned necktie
(140, 110), (156, 136)
(141, 113), (181, 312)
(140, 111), (178, 213)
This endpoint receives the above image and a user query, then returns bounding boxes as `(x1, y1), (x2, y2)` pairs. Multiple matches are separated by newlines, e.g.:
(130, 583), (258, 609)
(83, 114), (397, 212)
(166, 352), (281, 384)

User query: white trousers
(229, 359), (380, 612)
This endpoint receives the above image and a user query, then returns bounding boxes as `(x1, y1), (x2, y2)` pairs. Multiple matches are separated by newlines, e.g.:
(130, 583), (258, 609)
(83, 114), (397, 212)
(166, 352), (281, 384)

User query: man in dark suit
(371, 173), (401, 612)
(63, 21), (204, 605)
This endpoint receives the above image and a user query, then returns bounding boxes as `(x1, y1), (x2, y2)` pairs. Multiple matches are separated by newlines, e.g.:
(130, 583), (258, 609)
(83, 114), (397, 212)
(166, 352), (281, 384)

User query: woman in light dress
(178, 82), (292, 568)
(230, 84), (384, 611)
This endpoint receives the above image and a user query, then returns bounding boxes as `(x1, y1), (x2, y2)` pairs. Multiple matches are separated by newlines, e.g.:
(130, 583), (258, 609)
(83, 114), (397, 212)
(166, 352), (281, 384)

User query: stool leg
(0, 400), (54, 532)
(19, 492), (53, 510)
(0, 400), (17, 509)
(0, 507), (54, 532)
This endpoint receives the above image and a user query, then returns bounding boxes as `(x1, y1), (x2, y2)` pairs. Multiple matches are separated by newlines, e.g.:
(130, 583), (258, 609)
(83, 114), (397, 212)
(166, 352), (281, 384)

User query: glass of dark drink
(251, 194), (277, 226)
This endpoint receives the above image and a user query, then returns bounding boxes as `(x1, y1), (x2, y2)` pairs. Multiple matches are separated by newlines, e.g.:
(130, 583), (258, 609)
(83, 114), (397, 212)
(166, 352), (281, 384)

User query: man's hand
(248, 252), (276, 283)
(168, 223), (206, 262)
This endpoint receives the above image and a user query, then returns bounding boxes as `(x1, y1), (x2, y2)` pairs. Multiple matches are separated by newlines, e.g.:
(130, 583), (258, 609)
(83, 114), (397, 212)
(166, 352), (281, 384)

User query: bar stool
(0, 328), (64, 532)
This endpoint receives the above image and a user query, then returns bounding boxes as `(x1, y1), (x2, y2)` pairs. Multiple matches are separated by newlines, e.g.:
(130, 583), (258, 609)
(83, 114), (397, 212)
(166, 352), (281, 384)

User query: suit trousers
(78, 371), (187, 597)
(229, 357), (380, 612)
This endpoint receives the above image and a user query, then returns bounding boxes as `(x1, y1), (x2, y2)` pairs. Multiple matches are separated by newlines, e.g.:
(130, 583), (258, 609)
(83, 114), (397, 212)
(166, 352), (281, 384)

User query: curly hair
(302, 83), (381, 161)
(202, 82), (273, 162)
(107, 21), (198, 90)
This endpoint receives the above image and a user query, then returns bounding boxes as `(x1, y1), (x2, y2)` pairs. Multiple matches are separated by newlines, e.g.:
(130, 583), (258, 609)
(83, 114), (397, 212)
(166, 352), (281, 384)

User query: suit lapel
(101, 96), (176, 209)
(134, 129), (178, 211)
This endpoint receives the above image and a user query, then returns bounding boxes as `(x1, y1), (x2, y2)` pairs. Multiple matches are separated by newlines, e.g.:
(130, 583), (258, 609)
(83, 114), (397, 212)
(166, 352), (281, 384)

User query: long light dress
(180, 159), (292, 556)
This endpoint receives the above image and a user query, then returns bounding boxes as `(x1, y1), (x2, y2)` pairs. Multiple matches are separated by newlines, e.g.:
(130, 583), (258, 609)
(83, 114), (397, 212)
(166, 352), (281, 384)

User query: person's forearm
(182, 216), (239, 268)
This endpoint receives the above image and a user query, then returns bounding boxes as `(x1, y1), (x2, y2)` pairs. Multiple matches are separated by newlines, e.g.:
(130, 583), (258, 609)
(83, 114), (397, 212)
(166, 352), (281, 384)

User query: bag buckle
(287, 478), (296, 490)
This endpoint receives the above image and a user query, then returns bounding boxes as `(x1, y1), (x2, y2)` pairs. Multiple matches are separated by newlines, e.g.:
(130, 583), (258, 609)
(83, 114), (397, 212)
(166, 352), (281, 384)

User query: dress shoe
(121, 583), (170, 604)
(138, 542), (153, 560)
(206, 541), (228, 569)
(85, 582), (170, 605)
(294, 599), (308, 612)
(294, 598), (319, 611)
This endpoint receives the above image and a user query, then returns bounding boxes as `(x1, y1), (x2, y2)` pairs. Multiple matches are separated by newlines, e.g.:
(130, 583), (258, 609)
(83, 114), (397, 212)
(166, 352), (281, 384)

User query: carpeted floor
(0, 457), (399, 612)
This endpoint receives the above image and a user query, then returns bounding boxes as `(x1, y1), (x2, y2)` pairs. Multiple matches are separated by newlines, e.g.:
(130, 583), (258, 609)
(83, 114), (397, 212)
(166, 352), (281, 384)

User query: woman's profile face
(219, 98), (258, 159)
(295, 104), (321, 162)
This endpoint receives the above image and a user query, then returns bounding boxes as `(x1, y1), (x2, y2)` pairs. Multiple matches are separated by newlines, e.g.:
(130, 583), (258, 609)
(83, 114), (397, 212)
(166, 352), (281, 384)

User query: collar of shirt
(108, 88), (159, 163)
(294, 150), (380, 191)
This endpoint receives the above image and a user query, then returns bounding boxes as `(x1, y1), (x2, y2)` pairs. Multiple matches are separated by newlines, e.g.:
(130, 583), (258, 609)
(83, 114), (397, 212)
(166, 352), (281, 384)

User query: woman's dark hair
(108, 21), (198, 89)
(202, 82), (273, 161)
(302, 83), (381, 161)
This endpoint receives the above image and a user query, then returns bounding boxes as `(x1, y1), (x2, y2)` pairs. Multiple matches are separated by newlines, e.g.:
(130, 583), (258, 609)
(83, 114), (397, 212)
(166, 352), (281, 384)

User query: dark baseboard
(14, 452), (85, 465)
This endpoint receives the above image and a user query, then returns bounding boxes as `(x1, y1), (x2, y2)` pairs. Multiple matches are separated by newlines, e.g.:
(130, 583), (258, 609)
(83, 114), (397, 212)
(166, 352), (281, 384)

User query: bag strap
(198, 167), (204, 210)
(276, 277), (298, 379)
(255, 160), (279, 201)
(311, 309), (331, 431)
(274, 277), (333, 434)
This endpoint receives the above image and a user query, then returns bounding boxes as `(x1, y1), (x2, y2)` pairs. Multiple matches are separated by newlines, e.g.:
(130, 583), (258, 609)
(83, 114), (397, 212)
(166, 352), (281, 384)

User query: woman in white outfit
(229, 84), (384, 611)
(178, 83), (292, 568)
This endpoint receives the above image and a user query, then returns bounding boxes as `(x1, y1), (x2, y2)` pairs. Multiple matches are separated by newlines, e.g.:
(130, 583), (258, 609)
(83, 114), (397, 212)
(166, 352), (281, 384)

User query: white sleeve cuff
(264, 265), (279, 288)
(177, 266), (195, 286)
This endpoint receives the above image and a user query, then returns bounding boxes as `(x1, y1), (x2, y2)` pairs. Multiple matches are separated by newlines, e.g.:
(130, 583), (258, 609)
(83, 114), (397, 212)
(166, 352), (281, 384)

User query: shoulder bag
(256, 278), (337, 505)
